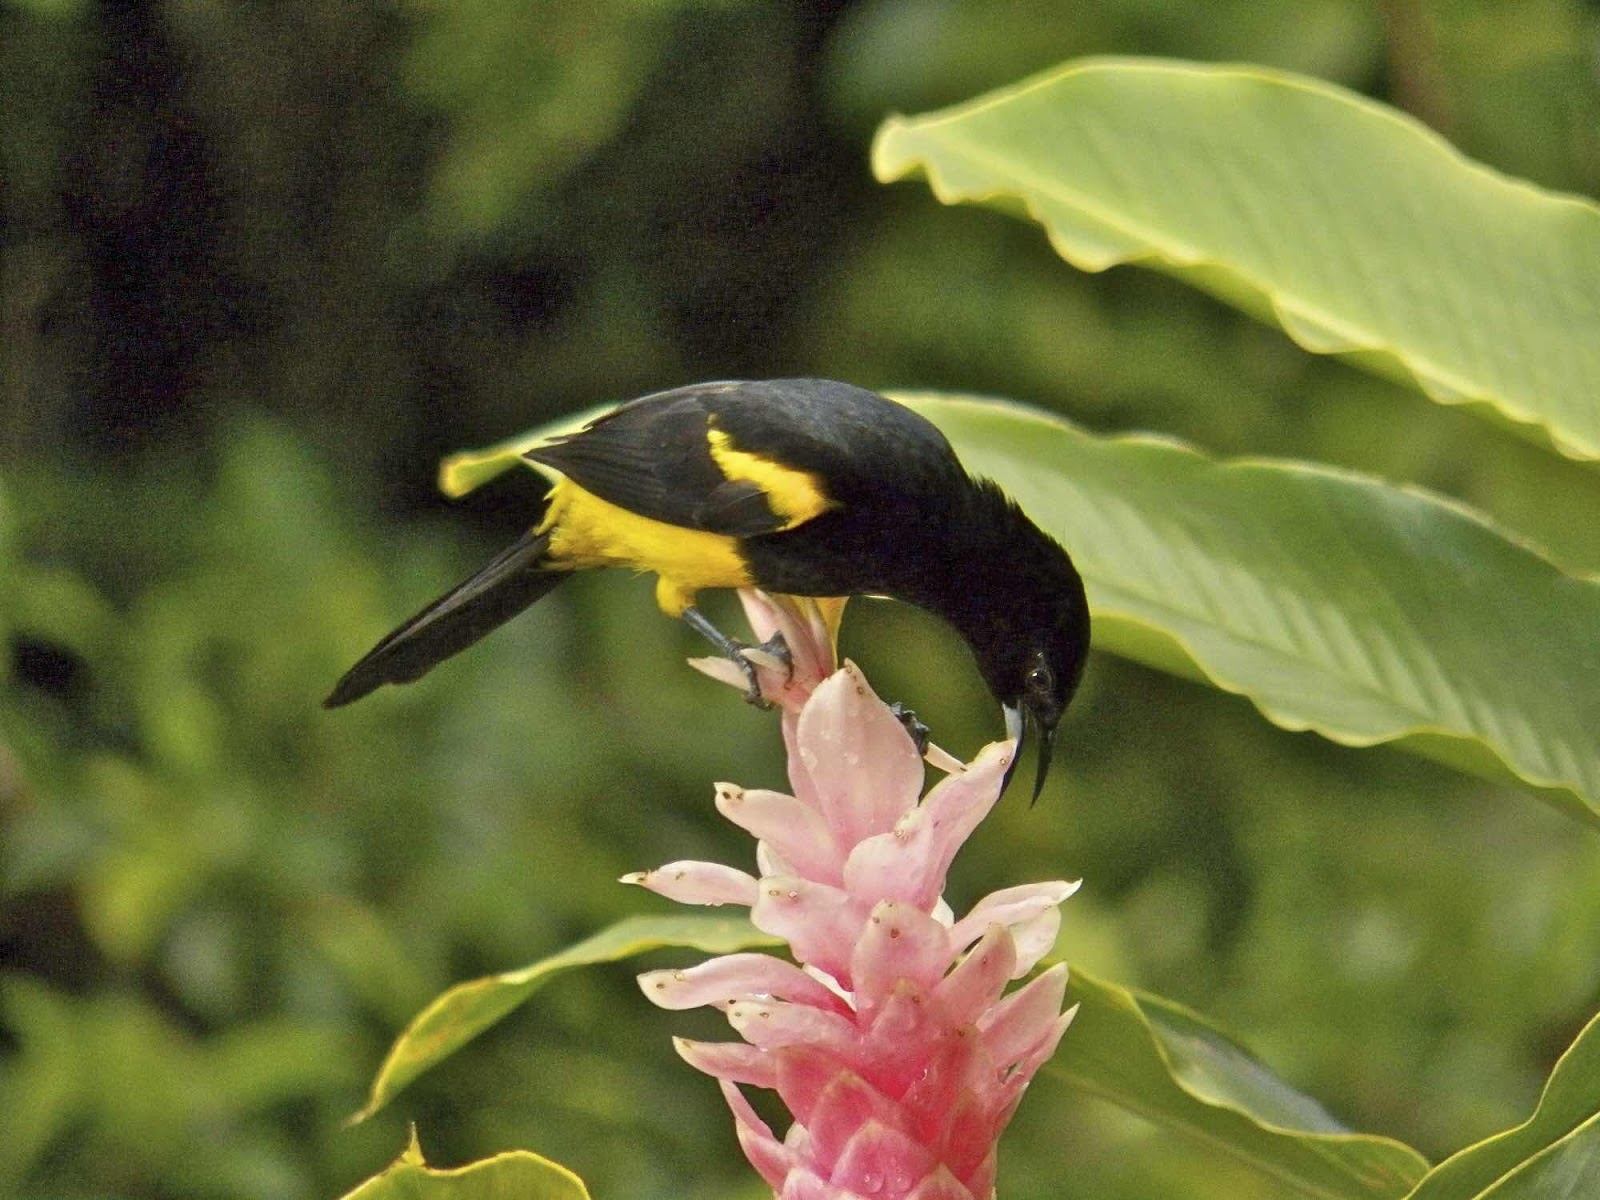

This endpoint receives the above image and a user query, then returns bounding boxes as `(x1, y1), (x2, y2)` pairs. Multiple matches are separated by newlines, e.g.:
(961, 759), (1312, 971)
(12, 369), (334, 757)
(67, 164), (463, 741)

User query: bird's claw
(752, 631), (792, 672)
(887, 702), (930, 755)
(734, 630), (792, 708)
(683, 606), (793, 709)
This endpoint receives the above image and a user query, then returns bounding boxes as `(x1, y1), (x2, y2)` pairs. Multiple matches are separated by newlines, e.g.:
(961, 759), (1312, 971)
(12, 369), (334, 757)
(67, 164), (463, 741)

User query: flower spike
(641, 591), (1077, 1199)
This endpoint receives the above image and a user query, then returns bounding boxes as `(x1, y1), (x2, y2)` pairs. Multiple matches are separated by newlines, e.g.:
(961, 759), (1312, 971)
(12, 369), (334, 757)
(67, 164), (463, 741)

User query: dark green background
(4, 2), (1599, 1197)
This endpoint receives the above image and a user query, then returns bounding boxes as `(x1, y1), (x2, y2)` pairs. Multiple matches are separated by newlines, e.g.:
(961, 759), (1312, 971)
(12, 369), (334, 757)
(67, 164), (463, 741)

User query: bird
(324, 379), (1090, 799)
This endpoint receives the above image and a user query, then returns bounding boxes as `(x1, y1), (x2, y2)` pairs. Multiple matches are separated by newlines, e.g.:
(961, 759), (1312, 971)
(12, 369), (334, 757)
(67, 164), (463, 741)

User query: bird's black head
(998, 603), (1090, 802)
(953, 481), (1091, 802)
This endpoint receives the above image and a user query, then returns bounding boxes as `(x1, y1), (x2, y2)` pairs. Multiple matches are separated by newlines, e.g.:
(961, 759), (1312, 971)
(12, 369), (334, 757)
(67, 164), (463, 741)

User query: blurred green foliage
(3, 1), (1599, 1198)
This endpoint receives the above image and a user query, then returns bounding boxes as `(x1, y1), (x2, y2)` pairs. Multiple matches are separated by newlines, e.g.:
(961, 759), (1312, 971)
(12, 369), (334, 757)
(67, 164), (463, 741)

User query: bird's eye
(1026, 659), (1054, 696)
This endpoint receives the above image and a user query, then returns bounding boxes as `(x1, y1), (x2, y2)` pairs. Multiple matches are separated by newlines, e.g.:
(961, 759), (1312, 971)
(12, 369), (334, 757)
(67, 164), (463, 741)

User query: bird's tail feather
(324, 528), (564, 707)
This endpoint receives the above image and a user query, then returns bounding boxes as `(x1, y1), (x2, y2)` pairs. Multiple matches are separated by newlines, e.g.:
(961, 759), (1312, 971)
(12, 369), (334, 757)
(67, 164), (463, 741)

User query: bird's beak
(1030, 717), (1056, 806)
(1001, 702), (1056, 804)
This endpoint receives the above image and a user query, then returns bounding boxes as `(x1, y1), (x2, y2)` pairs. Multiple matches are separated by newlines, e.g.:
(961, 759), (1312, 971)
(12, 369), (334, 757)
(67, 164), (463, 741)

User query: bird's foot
(731, 631), (792, 708)
(683, 606), (792, 708)
(887, 702), (930, 755)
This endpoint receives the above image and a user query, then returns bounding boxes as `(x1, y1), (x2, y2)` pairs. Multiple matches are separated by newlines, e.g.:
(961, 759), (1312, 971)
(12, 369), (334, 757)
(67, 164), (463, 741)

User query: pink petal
(920, 1027), (1005, 1117)
(687, 643), (804, 713)
(899, 1029), (983, 1143)
(841, 740), (1010, 912)
(1006, 906), (1063, 978)
(752, 875), (866, 987)
(738, 590), (838, 697)
(903, 1166), (978, 1200)
(772, 1044), (856, 1127)
(931, 925), (1017, 1029)
(735, 588), (788, 647)
(757, 839), (797, 879)
(849, 900), (955, 1013)
(802, 963), (852, 1003)
(782, 712), (817, 813)
(784, 1120), (819, 1170)
(717, 783), (844, 885)
(621, 860), (758, 907)
(727, 997), (859, 1056)
(839, 825), (923, 907)
(922, 741), (968, 776)
(830, 1118), (940, 1198)
(961, 1150), (997, 1200)
(947, 881), (1079, 954)
(721, 1079), (793, 1192)
(687, 655), (755, 692)
(683, 591), (837, 715)
(780, 1167), (866, 1200)
(673, 1037), (777, 1088)
(997, 1005), (1077, 1098)
(937, 1091), (997, 1181)
(785, 1058), (913, 1173)
(907, 741), (1012, 891)
(793, 663), (923, 845)
(856, 983), (945, 1099)
(638, 953), (849, 1013)
(976, 964), (1068, 1071)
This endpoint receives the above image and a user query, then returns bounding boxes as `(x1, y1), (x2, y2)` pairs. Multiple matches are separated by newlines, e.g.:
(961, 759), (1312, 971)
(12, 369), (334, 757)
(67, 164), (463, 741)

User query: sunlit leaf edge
(893, 392), (1600, 829)
(871, 56), (1600, 463)
(353, 913), (778, 1122)
(1403, 1008), (1600, 1199)
(1052, 967), (1429, 1200)
(340, 1127), (591, 1200)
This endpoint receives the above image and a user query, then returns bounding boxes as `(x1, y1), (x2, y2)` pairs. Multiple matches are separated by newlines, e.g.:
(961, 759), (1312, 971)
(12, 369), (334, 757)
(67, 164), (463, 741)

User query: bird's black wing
(524, 382), (796, 537)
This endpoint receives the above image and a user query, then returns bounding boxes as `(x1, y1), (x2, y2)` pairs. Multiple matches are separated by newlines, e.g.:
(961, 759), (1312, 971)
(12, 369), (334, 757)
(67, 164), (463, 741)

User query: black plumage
(326, 379), (1091, 797)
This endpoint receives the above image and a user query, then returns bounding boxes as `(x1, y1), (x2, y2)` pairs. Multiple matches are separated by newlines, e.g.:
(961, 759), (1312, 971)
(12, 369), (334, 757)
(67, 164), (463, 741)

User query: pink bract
(637, 592), (1078, 1200)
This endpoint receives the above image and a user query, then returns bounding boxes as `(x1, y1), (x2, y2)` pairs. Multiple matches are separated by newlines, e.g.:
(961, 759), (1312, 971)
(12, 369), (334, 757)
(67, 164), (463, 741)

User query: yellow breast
(537, 479), (753, 616)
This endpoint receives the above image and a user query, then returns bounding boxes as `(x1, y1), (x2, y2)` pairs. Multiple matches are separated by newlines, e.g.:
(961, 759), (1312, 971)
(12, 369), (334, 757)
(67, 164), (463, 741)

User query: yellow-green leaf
(1403, 1008), (1600, 1199)
(1055, 968), (1429, 1199)
(353, 913), (777, 1122)
(340, 1129), (590, 1200)
(873, 58), (1600, 462)
(898, 393), (1600, 825)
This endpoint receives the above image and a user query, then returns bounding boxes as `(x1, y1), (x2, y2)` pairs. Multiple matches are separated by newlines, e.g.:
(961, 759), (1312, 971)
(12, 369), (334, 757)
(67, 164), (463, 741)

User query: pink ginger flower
(628, 591), (1079, 1200)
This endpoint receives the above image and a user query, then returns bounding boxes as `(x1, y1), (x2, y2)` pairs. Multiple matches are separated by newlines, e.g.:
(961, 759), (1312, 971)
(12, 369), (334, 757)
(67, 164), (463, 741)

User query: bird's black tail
(324, 528), (565, 708)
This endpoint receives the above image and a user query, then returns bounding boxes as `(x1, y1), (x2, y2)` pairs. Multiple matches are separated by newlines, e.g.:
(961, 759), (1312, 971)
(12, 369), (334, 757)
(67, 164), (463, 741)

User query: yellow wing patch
(538, 479), (752, 616)
(706, 427), (834, 529)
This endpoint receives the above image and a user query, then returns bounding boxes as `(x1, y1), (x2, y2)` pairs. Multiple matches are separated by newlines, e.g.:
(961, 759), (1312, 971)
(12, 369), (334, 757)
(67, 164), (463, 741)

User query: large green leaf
(901, 392), (1600, 825)
(439, 396), (1600, 823)
(1056, 968), (1428, 1199)
(1402, 1008), (1600, 1199)
(352, 914), (779, 1122)
(872, 59), (1600, 462)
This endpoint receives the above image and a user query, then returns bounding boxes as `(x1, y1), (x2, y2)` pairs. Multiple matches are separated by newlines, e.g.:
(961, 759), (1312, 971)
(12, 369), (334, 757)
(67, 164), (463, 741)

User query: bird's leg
(887, 702), (930, 755)
(682, 606), (791, 708)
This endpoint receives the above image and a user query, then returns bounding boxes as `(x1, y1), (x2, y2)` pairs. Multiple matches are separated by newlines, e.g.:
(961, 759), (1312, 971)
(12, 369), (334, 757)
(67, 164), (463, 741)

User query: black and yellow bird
(325, 379), (1090, 798)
